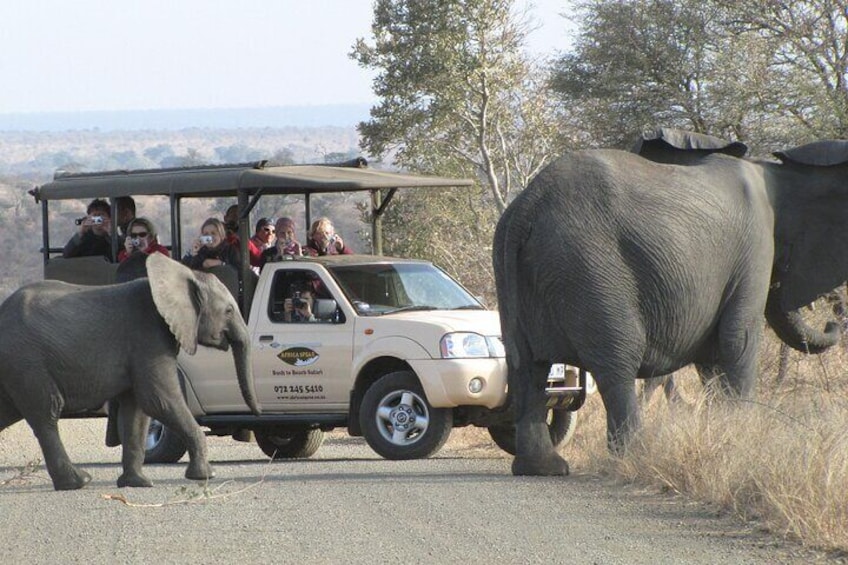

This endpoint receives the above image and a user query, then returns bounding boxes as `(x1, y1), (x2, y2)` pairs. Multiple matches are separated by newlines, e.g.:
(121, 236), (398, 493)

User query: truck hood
(354, 310), (502, 359)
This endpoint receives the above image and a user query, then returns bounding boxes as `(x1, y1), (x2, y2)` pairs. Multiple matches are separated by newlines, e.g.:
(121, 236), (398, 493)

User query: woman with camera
(181, 217), (241, 271)
(117, 217), (170, 262)
(303, 217), (354, 257)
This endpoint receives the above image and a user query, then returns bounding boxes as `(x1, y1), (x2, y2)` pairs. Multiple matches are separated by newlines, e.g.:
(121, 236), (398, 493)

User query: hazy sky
(2, 0), (571, 114)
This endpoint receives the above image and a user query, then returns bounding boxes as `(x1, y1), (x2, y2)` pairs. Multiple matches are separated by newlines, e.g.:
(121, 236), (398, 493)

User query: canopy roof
(33, 159), (473, 201)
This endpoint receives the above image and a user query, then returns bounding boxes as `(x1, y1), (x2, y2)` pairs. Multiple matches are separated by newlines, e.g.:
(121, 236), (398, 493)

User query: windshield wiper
(453, 304), (485, 310)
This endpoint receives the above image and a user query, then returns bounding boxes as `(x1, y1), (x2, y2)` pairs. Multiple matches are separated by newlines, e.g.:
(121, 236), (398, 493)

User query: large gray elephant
(493, 137), (848, 476)
(0, 253), (261, 490)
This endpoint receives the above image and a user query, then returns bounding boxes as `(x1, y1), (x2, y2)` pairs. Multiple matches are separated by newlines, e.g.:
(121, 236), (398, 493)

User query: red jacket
(118, 242), (170, 263)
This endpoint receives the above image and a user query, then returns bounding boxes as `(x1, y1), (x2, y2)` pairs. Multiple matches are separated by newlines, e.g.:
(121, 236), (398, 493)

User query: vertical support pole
(41, 199), (50, 266)
(371, 189), (383, 256)
(237, 190), (250, 316)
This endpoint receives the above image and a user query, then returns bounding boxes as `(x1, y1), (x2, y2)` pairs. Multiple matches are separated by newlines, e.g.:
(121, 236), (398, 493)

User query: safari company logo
(277, 347), (319, 367)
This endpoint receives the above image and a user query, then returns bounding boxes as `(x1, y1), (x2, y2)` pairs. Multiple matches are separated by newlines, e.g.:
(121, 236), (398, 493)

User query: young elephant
(0, 253), (261, 490)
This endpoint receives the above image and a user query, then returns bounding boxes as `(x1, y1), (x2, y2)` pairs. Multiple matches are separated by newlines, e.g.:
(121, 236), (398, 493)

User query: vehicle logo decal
(277, 347), (320, 366)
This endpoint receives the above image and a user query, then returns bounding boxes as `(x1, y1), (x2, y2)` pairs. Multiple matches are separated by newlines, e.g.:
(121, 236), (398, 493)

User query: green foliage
(551, 0), (848, 151)
(352, 0), (575, 300)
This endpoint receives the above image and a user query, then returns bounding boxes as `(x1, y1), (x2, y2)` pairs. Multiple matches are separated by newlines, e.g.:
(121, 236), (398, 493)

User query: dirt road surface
(0, 420), (828, 564)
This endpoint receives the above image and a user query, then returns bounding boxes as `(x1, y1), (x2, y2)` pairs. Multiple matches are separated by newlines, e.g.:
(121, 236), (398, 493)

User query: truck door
(252, 267), (353, 412)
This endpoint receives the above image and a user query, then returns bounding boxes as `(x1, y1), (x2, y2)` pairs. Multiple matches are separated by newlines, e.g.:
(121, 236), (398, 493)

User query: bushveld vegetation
(1, 0), (846, 555)
(352, 1), (848, 555)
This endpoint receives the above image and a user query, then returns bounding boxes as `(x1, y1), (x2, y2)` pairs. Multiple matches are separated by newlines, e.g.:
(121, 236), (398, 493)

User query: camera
(91, 216), (104, 225)
(131, 238), (141, 247)
(292, 291), (307, 308)
(199, 235), (214, 245)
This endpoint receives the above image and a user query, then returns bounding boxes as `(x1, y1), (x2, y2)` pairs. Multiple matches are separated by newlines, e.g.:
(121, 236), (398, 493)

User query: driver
(284, 286), (316, 323)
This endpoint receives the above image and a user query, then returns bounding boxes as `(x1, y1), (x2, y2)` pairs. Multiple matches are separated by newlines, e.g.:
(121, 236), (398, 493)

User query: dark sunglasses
(130, 231), (149, 238)
(262, 227), (275, 233)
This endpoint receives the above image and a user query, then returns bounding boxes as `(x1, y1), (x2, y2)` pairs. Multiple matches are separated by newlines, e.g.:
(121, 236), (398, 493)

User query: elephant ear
(775, 182), (848, 311)
(631, 127), (748, 161)
(146, 253), (201, 354)
(773, 140), (848, 167)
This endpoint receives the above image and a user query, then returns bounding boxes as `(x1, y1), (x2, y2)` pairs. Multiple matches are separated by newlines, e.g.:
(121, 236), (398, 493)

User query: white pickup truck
(32, 160), (587, 461)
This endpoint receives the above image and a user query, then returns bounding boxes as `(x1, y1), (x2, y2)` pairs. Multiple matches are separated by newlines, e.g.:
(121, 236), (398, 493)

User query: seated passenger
(284, 286), (316, 323)
(113, 196), (136, 240)
(304, 217), (354, 256)
(117, 217), (170, 262)
(270, 217), (303, 259)
(223, 204), (240, 246)
(182, 218), (240, 270)
(248, 217), (276, 270)
(63, 198), (114, 261)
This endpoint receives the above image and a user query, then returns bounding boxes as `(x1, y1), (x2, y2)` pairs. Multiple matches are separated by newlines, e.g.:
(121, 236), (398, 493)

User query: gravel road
(0, 420), (831, 564)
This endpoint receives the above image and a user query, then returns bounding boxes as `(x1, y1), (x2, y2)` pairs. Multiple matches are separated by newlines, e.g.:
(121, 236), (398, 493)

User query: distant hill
(0, 104), (373, 132)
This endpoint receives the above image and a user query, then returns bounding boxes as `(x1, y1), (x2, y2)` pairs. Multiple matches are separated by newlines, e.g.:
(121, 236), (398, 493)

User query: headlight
(440, 333), (504, 358)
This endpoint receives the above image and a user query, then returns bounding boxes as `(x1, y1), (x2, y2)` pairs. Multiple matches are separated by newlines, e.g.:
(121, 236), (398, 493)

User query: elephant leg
(12, 380), (91, 490)
(139, 392), (214, 482)
(0, 389), (23, 430)
(29, 418), (91, 490)
(596, 376), (640, 454)
(715, 307), (761, 398)
(638, 377), (662, 405)
(512, 360), (569, 477)
(115, 393), (153, 488)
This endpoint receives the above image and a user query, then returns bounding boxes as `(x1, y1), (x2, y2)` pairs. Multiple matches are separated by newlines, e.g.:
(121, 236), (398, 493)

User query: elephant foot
(185, 462), (215, 481)
(117, 472), (153, 488)
(52, 467), (92, 491)
(511, 453), (570, 476)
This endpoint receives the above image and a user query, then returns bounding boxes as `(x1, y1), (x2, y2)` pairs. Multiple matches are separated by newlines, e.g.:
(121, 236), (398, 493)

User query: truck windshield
(329, 263), (483, 315)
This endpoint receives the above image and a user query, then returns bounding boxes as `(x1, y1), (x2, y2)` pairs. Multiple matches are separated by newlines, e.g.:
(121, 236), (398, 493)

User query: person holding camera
(304, 217), (354, 257)
(181, 217), (240, 271)
(248, 217), (277, 270)
(284, 286), (316, 323)
(63, 198), (114, 261)
(117, 217), (170, 262)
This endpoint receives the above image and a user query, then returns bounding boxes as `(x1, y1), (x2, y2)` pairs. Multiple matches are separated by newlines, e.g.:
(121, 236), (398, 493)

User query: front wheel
(255, 428), (325, 459)
(360, 370), (453, 460)
(488, 409), (578, 456)
(144, 419), (188, 463)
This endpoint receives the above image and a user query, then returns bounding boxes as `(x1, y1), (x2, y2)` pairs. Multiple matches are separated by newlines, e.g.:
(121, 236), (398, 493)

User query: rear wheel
(359, 370), (453, 460)
(255, 428), (325, 459)
(488, 409), (578, 456)
(144, 419), (188, 463)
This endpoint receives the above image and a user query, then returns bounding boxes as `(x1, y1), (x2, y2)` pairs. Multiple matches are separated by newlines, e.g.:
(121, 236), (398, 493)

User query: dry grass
(574, 330), (848, 555)
(448, 315), (848, 555)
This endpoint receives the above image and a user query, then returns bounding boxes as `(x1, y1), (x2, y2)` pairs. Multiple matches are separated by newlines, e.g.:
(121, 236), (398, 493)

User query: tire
(359, 370), (453, 460)
(488, 409), (578, 456)
(255, 428), (325, 459)
(144, 419), (188, 463)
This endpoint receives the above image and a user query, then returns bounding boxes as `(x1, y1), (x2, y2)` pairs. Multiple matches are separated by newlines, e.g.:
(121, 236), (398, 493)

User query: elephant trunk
(228, 320), (262, 416)
(765, 285), (840, 354)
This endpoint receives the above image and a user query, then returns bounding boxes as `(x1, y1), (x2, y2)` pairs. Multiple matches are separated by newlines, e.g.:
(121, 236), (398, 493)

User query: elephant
(493, 136), (848, 476)
(0, 253), (261, 490)
(632, 128), (753, 404)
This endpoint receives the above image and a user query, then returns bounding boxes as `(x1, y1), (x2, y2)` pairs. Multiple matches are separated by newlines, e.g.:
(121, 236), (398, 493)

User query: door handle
(258, 335), (274, 342)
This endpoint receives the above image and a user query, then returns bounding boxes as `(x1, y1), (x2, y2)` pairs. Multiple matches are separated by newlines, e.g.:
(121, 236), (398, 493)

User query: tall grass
(567, 327), (848, 554)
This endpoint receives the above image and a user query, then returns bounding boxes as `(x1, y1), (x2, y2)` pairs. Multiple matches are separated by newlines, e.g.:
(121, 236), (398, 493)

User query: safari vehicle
(31, 159), (588, 461)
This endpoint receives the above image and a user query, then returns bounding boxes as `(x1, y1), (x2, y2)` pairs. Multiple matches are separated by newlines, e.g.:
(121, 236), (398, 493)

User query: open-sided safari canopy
(32, 157), (472, 257)
(31, 158), (473, 311)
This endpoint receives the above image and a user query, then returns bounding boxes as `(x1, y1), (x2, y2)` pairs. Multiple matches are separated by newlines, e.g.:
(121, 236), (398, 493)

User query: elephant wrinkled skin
(0, 253), (260, 490)
(493, 141), (848, 476)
